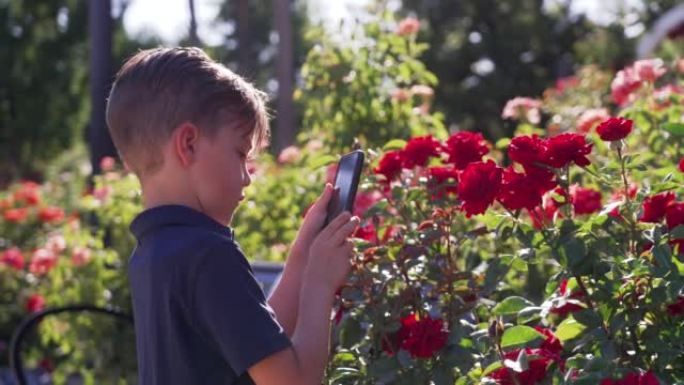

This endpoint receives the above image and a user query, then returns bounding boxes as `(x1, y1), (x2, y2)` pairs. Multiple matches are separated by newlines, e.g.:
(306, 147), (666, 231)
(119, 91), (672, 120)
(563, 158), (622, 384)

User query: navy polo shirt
(128, 205), (291, 385)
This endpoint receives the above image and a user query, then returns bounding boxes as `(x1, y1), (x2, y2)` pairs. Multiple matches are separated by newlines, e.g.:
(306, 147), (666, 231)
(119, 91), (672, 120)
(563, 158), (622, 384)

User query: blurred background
(1, 1), (684, 383)
(2, 0), (684, 186)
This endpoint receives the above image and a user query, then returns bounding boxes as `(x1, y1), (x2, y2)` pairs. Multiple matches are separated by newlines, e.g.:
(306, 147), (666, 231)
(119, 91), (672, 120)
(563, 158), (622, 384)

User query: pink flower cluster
(611, 59), (667, 106)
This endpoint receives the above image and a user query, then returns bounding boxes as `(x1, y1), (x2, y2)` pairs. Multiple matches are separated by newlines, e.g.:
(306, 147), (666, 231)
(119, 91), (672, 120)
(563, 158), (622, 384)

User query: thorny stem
(617, 144), (638, 257)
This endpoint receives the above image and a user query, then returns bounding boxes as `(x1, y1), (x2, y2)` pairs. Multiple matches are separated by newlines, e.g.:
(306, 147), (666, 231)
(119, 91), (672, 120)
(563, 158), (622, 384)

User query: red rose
(29, 248), (57, 276)
(524, 165), (557, 195)
(535, 327), (563, 356)
(354, 223), (378, 243)
(354, 220), (398, 245)
(13, 181), (41, 206)
(39, 358), (55, 374)
(38, 206), (65, 223)
(550, 279), (586, 317)
(666, 296), (684, 316)
(400, 135), (442, 168)
(635, 372), (659, 385)
(639, 192), (675, 223)
(26, 294), (45, 313)
(604, 371), (660, 385)
(610, 184), (638, 203)
(498, 167), (546, 211)
(490, 350), (552, 385)
(543, 133), (592, 168)
(679, 157), (684, 173)
(596, 117), (634, 141)
(489, 328), (563, 385)
(665, 202), (684, 229)
(427, 166), (459, 199)
(571, 186), (602, 215)
(458, 160), (502, 217)
(374, 150), (403, 182)
(666, 202), (684, 251)
(529, 193), (560, 229)
(4, 207), (28, 223)
(353, 191), (382, 217)
(508, 135), (548, 167)
(444, 131), (489, 170)
(397, 313), (448, 359)
(1, 247), (25, 270)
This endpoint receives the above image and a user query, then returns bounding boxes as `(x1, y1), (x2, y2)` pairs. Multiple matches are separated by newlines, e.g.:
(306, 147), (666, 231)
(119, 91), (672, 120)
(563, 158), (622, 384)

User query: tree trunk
(235, 0), (250, 74)
(188, 0), (200, 46)
(88, 0), (116, 175)
(274, 0), (295, 152)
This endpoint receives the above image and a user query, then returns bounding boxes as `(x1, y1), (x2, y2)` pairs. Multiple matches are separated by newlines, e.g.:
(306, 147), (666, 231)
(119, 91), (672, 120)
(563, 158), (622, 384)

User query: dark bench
(7, 262), (284, 385)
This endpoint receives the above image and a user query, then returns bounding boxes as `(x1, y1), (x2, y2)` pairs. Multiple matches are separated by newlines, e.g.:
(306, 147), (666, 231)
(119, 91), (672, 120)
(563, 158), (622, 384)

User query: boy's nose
(242, 171), (252, 187)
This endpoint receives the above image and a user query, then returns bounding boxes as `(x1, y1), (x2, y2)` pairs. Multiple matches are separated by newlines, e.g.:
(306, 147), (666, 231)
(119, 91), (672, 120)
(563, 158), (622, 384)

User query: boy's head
(106, 47), (270, 224)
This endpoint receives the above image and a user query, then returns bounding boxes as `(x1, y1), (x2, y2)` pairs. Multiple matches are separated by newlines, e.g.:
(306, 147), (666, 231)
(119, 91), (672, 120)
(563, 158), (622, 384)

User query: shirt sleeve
(191, 239), (292, 376)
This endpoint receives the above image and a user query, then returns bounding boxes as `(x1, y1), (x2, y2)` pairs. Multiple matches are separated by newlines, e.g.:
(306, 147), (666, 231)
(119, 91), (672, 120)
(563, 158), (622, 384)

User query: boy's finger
(310, 183), (334, 212)
(331, 216), (360, 245)
(321, 211), (352, 237)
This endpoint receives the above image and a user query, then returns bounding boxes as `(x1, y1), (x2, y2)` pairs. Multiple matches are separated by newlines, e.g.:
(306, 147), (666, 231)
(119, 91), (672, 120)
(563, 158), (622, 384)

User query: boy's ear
(173, 122), (200, 167)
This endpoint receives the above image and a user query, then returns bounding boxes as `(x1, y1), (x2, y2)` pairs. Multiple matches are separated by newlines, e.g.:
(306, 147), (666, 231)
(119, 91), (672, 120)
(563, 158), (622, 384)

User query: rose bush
(298, 11), (448, 152)
(326, 57), (684, 384)
(2, 10), (684, 385)
(0, 164), (137, 384)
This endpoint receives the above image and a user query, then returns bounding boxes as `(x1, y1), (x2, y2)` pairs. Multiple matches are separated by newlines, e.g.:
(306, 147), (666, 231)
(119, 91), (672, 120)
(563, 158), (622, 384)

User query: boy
(105, 47), (359, 385)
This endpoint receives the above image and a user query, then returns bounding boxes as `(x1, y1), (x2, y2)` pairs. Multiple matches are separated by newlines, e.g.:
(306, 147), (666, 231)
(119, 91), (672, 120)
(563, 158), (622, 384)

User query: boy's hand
(290, 183), (336, 263)
(305, 211), (359, 293)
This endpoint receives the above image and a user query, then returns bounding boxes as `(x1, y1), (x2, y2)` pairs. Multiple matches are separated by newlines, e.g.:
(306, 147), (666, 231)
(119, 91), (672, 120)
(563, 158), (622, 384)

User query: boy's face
(191, 123), (253, 226)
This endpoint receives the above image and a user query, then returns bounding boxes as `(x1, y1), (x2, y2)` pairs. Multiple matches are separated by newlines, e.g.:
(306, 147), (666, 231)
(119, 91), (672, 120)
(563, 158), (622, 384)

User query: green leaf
(663, 122), (684, 136)
(493, 296), (535, 316)
(308, 154), (338, 170)
(562, 237), (587, 269)
(555, 317), (586, 342)
(652, 181), (680, 194)
(511, 257), (528, 272)
(383, 139), (408, 150)
(670, 225), (684, 240)
(367, 356), (399, 381)
(573, 309), (603, 328)
(339, 318), (364, 348)
(495, 137), (511, 150)
(653, 244), (675, 275)
(482, 361), (503, 377)
(431, 366), (455, 385)
(517, 306), (543, 324)
(501, 325), (544, 349)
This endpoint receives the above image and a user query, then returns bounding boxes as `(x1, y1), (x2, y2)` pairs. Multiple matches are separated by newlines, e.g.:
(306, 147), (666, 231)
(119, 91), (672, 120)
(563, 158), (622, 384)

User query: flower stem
(617, 144), (638, 256)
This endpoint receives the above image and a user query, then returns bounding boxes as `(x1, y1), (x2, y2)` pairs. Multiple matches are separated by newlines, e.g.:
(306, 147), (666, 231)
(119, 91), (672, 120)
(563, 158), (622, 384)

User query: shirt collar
(130, 204), (234, 240)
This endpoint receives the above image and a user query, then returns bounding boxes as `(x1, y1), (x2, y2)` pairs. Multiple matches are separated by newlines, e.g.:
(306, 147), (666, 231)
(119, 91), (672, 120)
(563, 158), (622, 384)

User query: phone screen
(326, 151), (364, 225)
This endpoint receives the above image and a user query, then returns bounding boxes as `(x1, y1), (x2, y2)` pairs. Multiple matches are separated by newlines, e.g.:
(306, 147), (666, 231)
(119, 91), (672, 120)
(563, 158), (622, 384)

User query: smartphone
(324, 150), (365, 226)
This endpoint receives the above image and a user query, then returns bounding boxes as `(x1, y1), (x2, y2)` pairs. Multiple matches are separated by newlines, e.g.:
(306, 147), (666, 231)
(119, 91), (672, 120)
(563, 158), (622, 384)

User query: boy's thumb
(315, 183), (334, 206)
